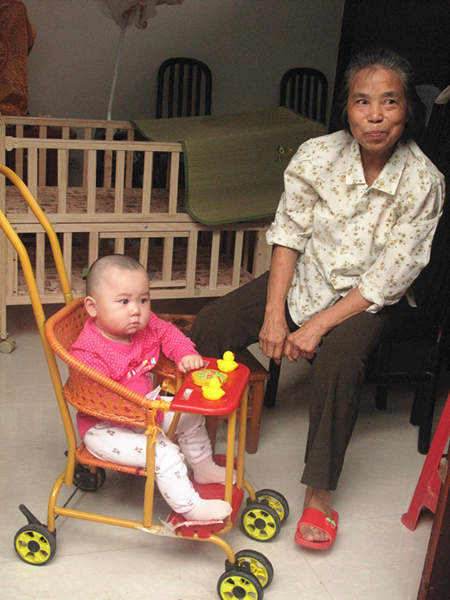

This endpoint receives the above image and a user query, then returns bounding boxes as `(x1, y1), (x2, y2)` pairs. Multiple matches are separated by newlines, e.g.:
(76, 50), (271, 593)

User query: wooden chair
(155, 314), (269, 453)
(156, 57), (212, 119)
(279, 67), (328, 124)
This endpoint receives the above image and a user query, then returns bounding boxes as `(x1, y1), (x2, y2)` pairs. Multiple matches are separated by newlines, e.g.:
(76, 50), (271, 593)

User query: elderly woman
(190, 48), (445, 550)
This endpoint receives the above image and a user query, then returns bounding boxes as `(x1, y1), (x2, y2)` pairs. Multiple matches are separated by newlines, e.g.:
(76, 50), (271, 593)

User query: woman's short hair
(339, 47), (426, 142)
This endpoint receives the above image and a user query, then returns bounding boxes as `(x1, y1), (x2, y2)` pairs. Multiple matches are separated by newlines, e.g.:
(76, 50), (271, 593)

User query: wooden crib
(0, 116), (272, 348)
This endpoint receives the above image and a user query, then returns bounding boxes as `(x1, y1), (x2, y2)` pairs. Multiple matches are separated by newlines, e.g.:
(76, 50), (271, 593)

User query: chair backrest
(156, 57), (212, 119)
(411, 100), (450, 337)
(408, 190), (450, 346)
(45, 298), (148, 426)
(419, 100), (450, 180)
(280, 67), (328, 124)
(50, 298), (88, 351)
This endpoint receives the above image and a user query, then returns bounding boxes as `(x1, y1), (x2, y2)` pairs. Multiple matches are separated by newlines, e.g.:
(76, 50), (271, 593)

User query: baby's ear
(84, 296), (97, 318)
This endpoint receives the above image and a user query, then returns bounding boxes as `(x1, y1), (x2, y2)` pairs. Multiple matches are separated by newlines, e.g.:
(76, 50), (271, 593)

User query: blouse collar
(346, 137), (408, 195)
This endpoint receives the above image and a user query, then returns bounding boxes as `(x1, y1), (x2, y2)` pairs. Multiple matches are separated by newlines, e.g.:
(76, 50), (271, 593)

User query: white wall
(24, 0), (345, 122)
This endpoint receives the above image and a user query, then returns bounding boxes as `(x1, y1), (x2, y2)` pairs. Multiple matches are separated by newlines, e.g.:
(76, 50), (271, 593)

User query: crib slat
(3, 242), (18, 339)
(139, 237), (149, 270)
(38, 125), (47, 186)
(27, 146), (38, 201)
(114, 150), (125, 213)
(82, 128), (92, 188)
(125, 128), (134, 189)
(232, 230), (244, 287)
(162, 235), (174, 283)
(57, 148), (68, 213)
(209, 231), (221, 289)
(186, 230), (198, 292)
(86, 150), (97, 214)
(36, 233), (45, 294)
(8, 241), (18, 298)
(114, 237), (125, 254)
(104, 127), (114, 188)
(142, 151), (153, 214)
(252, 230), (272, 277)
(63, 232), (73, 288)
(14, 124), (25, 179)
(168, 152), (180, 214)
(88, 232), (99, 267)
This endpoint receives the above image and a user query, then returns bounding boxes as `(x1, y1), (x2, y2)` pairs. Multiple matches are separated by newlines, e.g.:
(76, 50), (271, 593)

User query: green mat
(134, 107), (326, 225)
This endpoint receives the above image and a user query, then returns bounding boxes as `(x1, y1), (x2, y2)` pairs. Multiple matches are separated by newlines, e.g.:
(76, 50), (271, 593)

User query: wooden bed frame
(0, 116), (272, 347)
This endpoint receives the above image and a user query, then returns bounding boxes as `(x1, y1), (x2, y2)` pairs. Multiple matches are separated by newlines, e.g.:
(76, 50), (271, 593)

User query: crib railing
(0, 116), (272, 345)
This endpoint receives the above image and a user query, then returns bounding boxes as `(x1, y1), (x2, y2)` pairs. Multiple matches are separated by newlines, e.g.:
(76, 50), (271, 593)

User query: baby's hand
(178, 354), (205, 374)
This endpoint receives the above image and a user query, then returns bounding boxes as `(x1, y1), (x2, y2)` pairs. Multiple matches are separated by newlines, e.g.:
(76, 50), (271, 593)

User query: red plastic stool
(401, 391), (450, 530)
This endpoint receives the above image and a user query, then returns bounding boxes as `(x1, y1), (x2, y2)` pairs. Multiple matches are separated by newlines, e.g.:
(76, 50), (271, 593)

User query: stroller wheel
(255, 488), (290, 523)
(0, 338), (16, 353)
(217, 568), (263, 600)
(234, 549), (274, 588)
(74, 464), (106, 491)
(14, 524), (56, 566)
(240, 502), (281, 542)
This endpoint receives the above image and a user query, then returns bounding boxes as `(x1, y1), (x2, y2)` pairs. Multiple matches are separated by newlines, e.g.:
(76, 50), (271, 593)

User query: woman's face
(346, 67), (407, 163)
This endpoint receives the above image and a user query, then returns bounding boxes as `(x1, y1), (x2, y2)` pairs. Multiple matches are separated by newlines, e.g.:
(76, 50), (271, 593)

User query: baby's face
(91, 266), (150, 343)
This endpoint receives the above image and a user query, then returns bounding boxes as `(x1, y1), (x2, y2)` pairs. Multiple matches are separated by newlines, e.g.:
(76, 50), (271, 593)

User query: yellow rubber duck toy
(217, 351), (238, 373)
(202, 376), (225, 400)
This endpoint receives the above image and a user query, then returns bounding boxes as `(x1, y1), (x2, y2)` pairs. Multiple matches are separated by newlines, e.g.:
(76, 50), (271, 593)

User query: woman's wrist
(264, 303), (287, 327)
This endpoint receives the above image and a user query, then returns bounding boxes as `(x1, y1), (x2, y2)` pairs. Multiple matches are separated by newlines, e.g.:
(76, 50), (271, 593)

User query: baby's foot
(299, 487), (332, 543)
(183, 498), (232, 522)
(192, 457), (235, 485)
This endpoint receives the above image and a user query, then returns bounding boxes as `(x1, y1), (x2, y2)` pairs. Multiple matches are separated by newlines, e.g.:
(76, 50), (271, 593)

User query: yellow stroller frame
(0, 165), (289, 599)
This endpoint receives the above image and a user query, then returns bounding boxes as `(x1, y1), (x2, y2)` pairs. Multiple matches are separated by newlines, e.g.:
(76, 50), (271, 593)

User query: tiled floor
(0, 305), (448, 600)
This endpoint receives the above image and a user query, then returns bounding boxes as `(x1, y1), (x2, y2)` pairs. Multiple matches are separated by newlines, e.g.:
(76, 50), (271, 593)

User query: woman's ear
(84, 296), (97, 318)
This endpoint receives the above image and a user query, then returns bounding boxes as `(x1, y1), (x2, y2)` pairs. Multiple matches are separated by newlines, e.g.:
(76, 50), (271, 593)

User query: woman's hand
(258, 313), (290, 364)
(284, 287), (371, 361)
(284, 313), (328, 361)
(259, 245), (299, 363)
(178, 354), (206, 374)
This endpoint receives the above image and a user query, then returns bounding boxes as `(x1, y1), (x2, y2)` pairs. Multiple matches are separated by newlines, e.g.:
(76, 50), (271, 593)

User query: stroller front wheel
(14, 524), (56, 565)
(240, 502), (281, 542)
(217, 568), (263, 600)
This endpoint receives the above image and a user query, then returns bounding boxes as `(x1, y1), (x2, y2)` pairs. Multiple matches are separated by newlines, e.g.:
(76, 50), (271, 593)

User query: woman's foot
(182, 498), (232, 522)
(299, 487), (332, 542)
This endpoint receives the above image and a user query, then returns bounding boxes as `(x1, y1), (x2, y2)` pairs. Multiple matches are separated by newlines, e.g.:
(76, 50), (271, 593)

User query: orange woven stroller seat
(45, 298), (171, 473)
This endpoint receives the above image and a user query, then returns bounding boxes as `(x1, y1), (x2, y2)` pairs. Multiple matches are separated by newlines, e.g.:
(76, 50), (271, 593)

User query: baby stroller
(0, 165), (289, 599)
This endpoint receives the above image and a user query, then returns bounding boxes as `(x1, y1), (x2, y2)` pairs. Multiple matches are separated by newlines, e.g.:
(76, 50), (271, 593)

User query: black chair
(154, 58), (212, 188)
(373, 99), (450, 454)
(279, 67), (328, 124)
(264, 98), (450, 454)
(373, 248), (450, 454)
(156, 57), (212, 119)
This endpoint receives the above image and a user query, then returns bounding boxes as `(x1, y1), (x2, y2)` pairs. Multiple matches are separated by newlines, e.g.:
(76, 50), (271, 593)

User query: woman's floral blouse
(266, 130), (445, 326)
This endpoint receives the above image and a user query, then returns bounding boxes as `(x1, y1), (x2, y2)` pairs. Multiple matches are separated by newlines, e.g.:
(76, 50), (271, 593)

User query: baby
(71, 254), (231, 523)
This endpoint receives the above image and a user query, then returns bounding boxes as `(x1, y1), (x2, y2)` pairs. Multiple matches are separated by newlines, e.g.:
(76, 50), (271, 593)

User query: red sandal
(294, 507), (339, 550)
